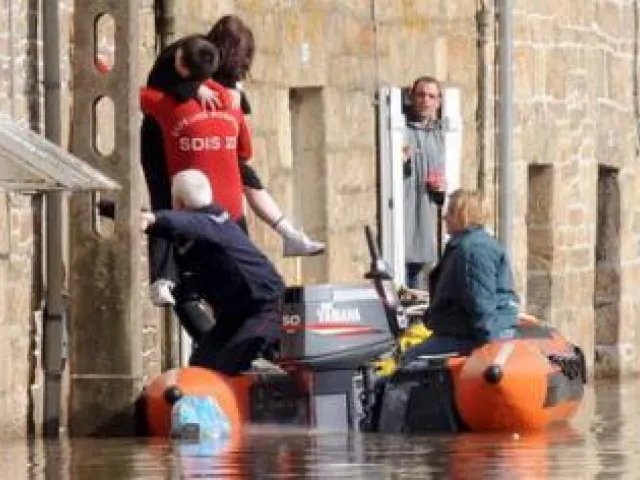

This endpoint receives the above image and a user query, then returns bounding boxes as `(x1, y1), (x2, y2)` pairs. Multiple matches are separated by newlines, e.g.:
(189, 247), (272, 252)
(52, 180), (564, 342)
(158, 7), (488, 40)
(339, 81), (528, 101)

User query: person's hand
(518, 312), (538, 323)
(425, 171), (446, 191)
(140, 211), (156, 231)
(197, 84), (221, 110)
(426, 180), (446, 192)
(402, 145), (413, 161)
(229, 88), (242, 109)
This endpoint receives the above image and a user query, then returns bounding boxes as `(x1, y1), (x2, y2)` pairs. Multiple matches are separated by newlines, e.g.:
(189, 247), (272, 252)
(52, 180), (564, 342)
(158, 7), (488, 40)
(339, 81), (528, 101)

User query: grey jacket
(403, 119), (445, 264)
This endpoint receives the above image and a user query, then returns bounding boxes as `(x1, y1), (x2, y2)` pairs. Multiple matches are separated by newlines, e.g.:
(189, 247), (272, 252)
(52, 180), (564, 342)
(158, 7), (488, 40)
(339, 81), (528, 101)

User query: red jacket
(140, 80), (252, 220)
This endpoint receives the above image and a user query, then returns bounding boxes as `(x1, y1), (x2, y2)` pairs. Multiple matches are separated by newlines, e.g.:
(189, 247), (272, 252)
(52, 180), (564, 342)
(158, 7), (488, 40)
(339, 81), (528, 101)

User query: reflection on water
(2, 379), (639, 479)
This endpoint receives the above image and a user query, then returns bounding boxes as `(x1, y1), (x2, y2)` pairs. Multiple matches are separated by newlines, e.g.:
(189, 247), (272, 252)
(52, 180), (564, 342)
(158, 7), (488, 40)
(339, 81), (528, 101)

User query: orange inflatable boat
(372, 319), (586, 433)
(141, 227), (586, 436)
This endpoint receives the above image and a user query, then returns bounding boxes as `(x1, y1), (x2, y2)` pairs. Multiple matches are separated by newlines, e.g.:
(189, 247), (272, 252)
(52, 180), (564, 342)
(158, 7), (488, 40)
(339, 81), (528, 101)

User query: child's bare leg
(244, 186), (325, 257)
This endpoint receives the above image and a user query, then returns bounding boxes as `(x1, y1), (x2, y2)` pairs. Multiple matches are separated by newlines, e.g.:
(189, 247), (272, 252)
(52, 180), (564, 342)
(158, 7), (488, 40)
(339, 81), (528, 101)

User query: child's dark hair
(179, 35), (220, 81)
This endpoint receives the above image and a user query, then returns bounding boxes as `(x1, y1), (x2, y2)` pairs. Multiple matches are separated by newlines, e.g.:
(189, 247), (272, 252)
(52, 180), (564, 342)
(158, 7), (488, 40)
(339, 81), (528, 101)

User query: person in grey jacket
(401, 189), (519, 362)
(403, 76), (446, 289)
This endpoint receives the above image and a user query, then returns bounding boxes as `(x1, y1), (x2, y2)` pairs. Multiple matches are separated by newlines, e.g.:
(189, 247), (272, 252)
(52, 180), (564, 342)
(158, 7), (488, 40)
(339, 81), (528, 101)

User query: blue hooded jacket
(146, 205), (284, 319)
(425, 226), (519, 343)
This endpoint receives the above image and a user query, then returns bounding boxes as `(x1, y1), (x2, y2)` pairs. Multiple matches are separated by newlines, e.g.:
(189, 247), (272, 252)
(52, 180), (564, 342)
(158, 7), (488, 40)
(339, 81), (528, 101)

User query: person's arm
(402, 130), (414, 179)
(167, 81), (203, 103)
(239, 161), (264, 189)
(139, 87), (165, 116)
(240, 90), (252, 115)
(212, 76), (253, 113)
(145, 210), (228, 244)
(237, 113), (253, 161)
(426, 130), (446, 191)
(140, 116), (172, 210)
(147, 41), (181, 89)
(518, 312), (539, 324)
(456, 247), (499, 343)
(195, 79), (229, 110)
(159, 79), (224, 107)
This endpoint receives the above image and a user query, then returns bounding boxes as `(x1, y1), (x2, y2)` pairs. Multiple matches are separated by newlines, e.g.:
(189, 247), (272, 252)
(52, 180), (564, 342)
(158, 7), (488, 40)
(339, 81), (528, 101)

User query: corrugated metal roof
(0, 115), (120, 191)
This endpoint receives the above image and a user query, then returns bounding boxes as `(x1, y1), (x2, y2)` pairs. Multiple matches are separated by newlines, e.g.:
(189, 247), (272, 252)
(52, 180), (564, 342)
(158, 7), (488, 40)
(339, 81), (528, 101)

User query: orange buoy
(143, 366), (251, 438)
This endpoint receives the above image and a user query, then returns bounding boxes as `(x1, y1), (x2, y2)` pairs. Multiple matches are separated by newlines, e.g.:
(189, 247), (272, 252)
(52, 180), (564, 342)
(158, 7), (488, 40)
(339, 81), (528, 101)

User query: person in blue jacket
(141, 169), (285, 375)
(401, 189), (519, 363)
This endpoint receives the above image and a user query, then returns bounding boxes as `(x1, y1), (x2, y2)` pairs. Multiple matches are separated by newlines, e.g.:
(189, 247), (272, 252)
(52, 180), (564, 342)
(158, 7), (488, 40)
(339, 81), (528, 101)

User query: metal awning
(0, 115), (120, 191)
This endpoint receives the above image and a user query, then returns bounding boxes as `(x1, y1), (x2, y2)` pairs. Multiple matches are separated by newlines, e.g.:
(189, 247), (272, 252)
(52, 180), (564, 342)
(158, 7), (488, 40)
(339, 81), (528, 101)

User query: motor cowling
(278, 284), (396, 371)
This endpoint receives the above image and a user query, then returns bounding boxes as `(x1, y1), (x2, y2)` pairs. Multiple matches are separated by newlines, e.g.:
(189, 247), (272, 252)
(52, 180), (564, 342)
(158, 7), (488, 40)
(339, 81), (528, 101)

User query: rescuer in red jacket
(141, 32), (323, 309)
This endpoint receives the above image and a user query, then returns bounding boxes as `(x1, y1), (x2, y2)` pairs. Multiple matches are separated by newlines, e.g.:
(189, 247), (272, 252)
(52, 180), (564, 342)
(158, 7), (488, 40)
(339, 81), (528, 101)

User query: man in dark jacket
(141, 169), (285, 375)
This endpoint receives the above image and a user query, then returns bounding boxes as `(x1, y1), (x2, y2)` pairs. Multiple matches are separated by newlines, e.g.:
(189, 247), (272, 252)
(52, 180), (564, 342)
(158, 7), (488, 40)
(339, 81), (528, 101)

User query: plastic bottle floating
(144, 367), (247, 438)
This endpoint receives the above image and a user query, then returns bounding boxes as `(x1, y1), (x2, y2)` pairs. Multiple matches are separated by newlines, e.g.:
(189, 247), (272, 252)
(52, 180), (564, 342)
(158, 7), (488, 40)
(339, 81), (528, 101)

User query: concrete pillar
(68, 1), (143, 436)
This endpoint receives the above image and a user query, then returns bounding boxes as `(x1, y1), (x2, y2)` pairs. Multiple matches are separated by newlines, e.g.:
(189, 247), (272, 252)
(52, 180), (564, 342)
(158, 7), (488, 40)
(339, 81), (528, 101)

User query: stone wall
(85, 0), (163, 385)
(511, 1), (640, 375)
(0, 0), (50, 438)
(68, 0), (163, 413)
(0, 0), (158, 437)
(0, 192), (40, 437)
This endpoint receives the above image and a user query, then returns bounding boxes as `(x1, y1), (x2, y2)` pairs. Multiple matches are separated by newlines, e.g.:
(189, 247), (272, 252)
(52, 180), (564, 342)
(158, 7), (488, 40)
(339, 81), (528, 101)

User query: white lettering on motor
(179, 136), (236, 152)
(282, 313), (302, 332)
(316, 303), (361, 323)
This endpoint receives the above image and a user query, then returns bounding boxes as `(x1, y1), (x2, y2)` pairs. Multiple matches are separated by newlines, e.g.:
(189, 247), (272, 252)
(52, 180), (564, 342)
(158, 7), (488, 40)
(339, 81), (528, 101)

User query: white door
(377, 85), (463, 285)
(377, 86), (406, 286)
(442, 86), (463, 206)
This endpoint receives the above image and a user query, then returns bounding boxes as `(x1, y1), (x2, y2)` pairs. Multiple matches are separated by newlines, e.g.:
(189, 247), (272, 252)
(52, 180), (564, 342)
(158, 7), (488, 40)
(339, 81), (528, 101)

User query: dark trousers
(405, 262), (425, 289)
(189, 300), (282, 375)
(401, 335), (475, 366)
(141, 116), (177, 285)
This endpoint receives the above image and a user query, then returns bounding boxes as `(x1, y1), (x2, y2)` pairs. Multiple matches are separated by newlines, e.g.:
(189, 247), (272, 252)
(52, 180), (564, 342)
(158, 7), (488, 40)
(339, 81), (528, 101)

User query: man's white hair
(171, 169), (213, 209)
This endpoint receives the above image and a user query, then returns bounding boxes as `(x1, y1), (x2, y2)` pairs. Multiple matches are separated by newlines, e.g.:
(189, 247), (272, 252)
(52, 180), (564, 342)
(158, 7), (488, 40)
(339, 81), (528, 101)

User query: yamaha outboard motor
(277, 226), (404, 369)
(249, 227), (405, 431)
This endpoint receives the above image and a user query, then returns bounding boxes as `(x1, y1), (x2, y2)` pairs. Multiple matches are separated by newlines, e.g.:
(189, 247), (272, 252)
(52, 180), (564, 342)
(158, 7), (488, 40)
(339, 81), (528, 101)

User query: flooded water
(2, 379), (639, 479)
